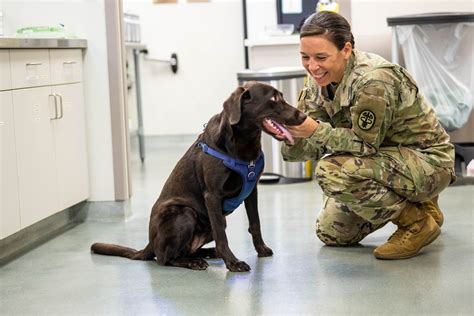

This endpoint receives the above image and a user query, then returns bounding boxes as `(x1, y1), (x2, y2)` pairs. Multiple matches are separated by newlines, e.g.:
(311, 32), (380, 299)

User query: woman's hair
(300, 11), (355, 49)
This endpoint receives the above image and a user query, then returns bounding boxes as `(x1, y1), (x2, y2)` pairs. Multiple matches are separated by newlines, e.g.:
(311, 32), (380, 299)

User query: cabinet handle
(49, 94), (59, 120)
(63, 61), (77, 65)
(26, 62), (43, 66)
(56, 94), (64, 119)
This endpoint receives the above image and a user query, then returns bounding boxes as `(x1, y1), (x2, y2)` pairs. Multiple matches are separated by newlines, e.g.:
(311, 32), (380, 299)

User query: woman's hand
(285, 116), (319, 139)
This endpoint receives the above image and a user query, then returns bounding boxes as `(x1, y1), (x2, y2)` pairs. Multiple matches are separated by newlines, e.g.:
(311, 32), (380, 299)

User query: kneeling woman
(277, 11), (455, 259)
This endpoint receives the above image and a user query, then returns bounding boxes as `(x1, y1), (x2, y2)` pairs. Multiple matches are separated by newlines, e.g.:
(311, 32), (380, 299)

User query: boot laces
(387, 228), (411, 244)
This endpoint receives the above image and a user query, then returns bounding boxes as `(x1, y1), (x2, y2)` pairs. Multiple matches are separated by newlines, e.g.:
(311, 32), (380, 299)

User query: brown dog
(91, 82), (307, 272)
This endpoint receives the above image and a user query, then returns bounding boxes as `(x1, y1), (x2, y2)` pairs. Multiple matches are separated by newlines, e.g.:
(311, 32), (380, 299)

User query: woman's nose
(308, 60), (320, 73)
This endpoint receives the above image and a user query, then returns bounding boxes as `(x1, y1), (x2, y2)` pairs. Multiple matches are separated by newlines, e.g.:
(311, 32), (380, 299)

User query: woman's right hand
(285, 116), (319, 139)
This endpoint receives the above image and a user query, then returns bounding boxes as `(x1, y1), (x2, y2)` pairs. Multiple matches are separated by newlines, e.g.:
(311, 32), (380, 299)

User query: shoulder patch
(357, 110), (376, 130)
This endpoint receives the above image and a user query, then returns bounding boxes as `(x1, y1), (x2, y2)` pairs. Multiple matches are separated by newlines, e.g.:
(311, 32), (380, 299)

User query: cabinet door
(0, 91), (21, 238)
(51, 83), (89, 209)
(12, 87), (60, 228)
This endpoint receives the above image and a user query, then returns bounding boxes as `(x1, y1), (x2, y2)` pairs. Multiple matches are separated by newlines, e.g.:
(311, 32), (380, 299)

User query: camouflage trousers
(314, 146), (453, 246)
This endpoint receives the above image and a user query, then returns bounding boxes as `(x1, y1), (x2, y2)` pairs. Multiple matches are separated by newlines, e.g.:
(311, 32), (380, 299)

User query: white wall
(124, 1), (246, 136)
(245, 0), (277, 40)
(2, 0), (116, 201)
(123, 0), (281, 136)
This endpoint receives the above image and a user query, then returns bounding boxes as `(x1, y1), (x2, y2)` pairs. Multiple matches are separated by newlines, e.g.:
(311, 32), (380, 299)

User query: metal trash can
(237, 67), (312, 184)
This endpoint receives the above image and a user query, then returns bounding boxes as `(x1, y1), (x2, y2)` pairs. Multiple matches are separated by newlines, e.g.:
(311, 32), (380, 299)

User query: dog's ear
(223, 86), (247, 125)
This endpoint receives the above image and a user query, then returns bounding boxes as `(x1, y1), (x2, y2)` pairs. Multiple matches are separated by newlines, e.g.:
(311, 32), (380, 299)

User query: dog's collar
(197, 142), (265, 214)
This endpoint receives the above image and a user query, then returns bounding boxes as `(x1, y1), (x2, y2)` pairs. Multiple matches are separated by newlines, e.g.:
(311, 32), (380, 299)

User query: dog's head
(223, 81), (307, 145)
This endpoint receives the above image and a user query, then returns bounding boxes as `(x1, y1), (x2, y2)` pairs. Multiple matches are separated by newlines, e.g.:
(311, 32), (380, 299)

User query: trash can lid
(237, 66), (307, 81)
(387, 12), (474, 26)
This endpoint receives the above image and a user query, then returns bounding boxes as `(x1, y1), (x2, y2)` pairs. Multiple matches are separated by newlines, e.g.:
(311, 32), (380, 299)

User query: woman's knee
(315, 216), (365, 246)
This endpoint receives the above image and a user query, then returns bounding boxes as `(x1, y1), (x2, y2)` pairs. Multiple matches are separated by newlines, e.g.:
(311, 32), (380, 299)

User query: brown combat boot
(373, 203), (440, 260)
(420, 196), (444, 227)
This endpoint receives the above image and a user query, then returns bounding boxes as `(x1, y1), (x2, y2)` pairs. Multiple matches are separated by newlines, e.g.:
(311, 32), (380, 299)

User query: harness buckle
(247, 160), (256, 180)
(247, 171), (256, 180)
(197, 142), (208, 153)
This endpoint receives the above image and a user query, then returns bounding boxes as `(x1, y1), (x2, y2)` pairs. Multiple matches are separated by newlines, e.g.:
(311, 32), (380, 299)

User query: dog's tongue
(266, 119), (294, 145)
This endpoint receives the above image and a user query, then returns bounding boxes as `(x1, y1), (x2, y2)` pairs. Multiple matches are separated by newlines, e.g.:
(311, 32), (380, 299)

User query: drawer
(10, 49), (51, 89)
(50, 49), (83, 84)
(0, 50), (12, 91)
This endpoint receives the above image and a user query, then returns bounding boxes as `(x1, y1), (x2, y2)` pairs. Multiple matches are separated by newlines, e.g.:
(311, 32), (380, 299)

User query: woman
(276, 11), (455, 259)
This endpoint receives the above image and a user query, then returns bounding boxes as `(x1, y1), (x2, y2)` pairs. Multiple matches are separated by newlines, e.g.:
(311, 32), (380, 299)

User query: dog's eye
(270, 95), (278, 101)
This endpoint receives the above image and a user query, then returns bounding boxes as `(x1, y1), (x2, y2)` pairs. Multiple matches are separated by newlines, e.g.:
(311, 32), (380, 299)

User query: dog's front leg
(204, 192), (251, 272)
(244, 187), (273, 257)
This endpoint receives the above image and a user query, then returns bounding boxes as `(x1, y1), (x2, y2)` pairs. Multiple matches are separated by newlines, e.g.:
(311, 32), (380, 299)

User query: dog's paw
(227, 260), (251, 272)
(256, 245), (273, 257)
(188, 258), (209, 270)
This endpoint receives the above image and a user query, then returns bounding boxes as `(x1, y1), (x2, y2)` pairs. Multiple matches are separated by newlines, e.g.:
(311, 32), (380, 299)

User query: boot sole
(374, 226), (441, 260)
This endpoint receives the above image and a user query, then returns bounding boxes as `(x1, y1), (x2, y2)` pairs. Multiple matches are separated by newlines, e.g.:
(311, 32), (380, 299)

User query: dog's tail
(90, 242), (154, 260)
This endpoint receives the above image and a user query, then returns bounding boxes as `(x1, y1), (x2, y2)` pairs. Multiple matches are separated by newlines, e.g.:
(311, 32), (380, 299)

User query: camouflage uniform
(281, 50), (455, 246)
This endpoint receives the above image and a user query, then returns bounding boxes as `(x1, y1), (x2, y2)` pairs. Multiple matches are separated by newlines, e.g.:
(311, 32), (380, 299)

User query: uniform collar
(315, 52), (356, 117)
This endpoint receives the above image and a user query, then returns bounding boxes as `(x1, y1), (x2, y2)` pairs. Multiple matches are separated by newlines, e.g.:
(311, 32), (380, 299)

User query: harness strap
(197, 142), (265, 213)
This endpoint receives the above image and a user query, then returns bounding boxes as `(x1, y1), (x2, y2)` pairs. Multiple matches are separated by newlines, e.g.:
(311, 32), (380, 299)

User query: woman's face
(300, 35), (352, 87)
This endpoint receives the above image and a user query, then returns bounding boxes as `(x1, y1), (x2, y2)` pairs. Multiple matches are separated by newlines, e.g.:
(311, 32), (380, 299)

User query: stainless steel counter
(0, 37), (87, 49)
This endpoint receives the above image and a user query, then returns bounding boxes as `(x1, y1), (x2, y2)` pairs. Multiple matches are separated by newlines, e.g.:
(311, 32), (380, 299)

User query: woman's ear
(342, 42), (352, 60)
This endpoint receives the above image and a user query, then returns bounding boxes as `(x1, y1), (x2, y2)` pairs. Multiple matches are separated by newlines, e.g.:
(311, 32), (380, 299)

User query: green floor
(1, 135), (473, 315)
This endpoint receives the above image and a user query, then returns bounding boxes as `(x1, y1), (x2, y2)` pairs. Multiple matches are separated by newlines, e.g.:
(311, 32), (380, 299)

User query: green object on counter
(14, 24), (76, 38)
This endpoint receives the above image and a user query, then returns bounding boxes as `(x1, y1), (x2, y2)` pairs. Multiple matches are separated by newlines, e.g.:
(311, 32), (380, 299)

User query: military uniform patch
(358, 110), (376, 130)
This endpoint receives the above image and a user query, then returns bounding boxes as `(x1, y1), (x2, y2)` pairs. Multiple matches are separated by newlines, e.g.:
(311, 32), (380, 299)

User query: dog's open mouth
(263, 118), (295, 145)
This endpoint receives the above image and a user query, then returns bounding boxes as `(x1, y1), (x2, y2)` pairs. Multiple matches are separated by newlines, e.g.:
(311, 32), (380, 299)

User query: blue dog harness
(197, 142), (264, 214)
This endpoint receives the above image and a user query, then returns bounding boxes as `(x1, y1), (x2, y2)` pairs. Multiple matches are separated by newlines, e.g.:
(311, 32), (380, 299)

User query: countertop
(0, 37), (87, 49)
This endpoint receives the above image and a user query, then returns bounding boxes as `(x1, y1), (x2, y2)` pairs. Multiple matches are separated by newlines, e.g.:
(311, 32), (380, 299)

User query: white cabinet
(244, 36), (301, 69)
(0, 48), (88, 238)
(1, 91), (21, 238)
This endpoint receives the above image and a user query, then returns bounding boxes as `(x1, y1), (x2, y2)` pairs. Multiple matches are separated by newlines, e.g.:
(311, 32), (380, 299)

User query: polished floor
(1, 135), (473, 315)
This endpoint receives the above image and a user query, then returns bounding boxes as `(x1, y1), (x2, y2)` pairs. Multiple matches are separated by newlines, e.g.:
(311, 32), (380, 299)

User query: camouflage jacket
(281, 49), (454, 169)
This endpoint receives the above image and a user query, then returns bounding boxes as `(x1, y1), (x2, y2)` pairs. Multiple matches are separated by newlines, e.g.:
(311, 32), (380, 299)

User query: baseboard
(76, 200), (132, 222)
(0, 200), (131, 266)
